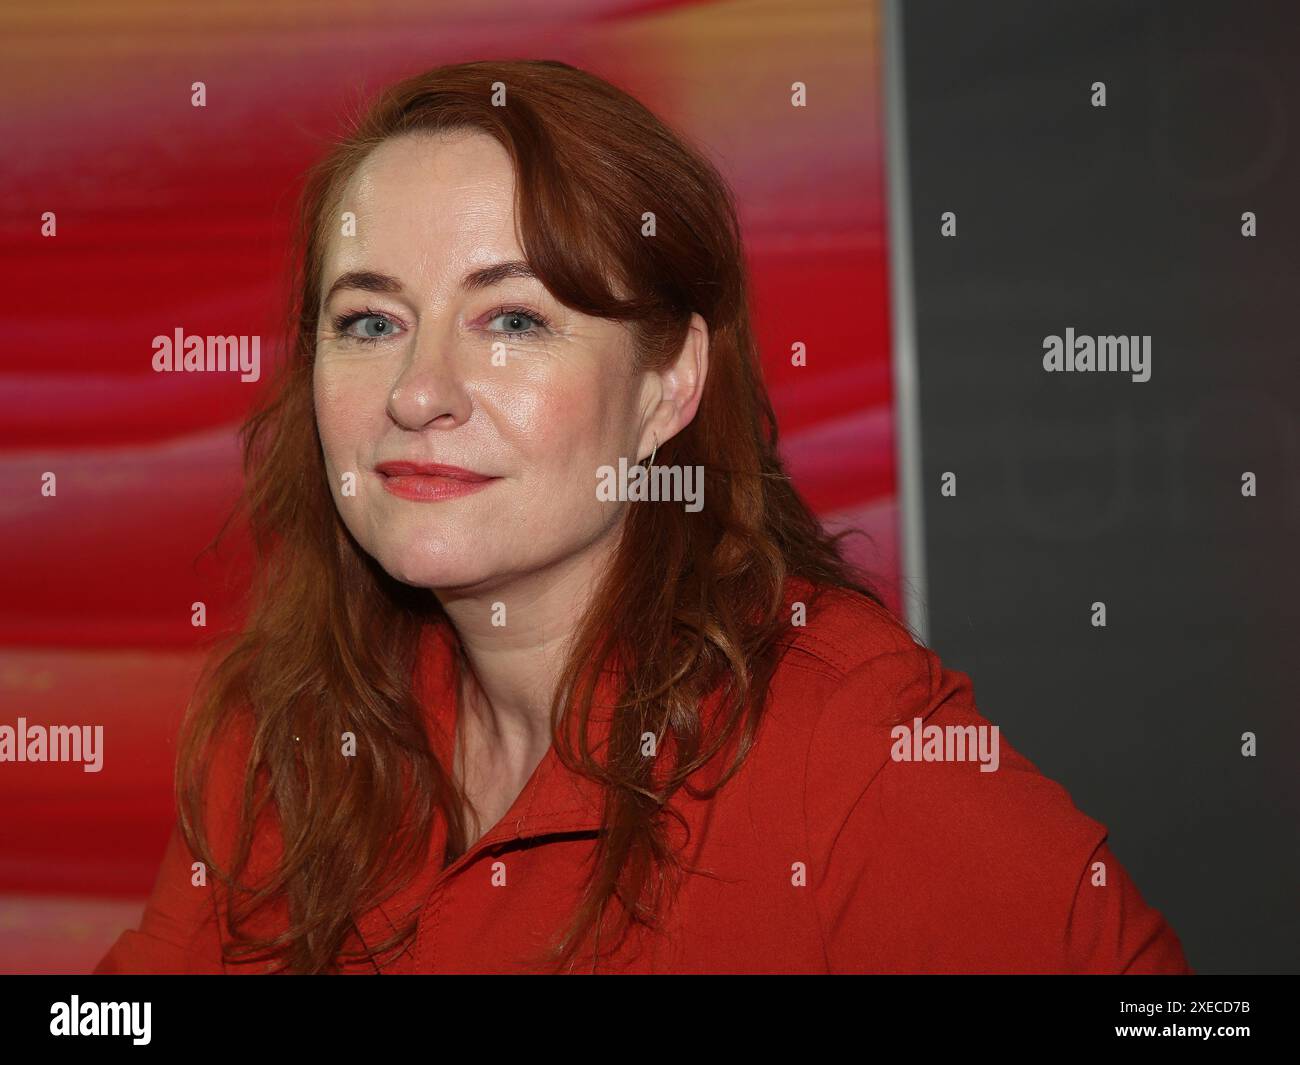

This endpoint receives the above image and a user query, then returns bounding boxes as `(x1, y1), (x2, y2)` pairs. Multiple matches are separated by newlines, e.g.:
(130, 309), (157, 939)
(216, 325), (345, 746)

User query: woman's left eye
(487, 309), (547, 337)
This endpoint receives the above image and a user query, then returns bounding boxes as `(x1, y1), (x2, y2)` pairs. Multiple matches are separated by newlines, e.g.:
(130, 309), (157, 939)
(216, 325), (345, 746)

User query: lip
(374, 460), (499, 502)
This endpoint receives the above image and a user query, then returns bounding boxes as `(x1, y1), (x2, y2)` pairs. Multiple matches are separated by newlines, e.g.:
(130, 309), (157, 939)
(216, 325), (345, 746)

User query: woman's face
(313, 130), (654, 592)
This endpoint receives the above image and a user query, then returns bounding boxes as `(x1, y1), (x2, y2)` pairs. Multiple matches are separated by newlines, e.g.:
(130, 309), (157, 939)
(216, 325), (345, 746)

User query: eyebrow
(323, 260), (538, 303)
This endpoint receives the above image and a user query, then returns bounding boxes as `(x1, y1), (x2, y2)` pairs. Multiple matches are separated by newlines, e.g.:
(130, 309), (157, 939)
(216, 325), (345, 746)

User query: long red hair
(178, 58), (888, 973)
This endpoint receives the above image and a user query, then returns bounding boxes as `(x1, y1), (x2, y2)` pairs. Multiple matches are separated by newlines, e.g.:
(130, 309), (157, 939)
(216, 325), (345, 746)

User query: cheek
(518, 376), (641, 541)
(479, 367), (607, 474)
(516, 376), (619, 477)
(313, 364), (381, 465)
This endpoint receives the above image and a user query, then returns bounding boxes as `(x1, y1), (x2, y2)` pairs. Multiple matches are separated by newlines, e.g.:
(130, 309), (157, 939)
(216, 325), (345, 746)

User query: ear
(636, 313), (709, 461)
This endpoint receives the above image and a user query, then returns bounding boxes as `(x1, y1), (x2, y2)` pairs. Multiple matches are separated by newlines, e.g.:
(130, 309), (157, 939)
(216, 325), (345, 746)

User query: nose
(386, 322), (473, 430)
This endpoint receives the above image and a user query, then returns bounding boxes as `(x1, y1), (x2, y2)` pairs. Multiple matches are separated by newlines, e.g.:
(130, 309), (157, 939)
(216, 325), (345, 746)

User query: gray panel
(893, 0), (1300, 973)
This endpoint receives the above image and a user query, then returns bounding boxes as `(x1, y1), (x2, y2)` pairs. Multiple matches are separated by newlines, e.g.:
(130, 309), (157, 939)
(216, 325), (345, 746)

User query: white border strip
(882, 0), (929, 642)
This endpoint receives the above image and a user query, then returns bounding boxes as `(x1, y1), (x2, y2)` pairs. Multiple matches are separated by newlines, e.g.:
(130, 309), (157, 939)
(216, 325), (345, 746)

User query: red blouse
(93, 579), (1192, 974)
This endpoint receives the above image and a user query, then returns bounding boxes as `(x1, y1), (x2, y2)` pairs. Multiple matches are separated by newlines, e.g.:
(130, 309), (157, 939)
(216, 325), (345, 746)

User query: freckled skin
(312, 130), (684, 594)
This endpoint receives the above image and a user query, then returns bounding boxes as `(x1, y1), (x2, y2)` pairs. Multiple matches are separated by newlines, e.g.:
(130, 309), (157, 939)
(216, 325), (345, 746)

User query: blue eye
(487, 308), (549, 338)
(332, 311), (403, 343)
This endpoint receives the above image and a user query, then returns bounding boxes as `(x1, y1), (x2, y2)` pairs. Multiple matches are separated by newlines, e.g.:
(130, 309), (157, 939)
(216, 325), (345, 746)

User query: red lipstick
(374, 461), (498, 502)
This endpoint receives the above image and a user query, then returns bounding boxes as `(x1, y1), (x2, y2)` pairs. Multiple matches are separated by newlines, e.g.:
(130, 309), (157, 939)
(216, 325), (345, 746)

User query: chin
(374, 544), (497, 592)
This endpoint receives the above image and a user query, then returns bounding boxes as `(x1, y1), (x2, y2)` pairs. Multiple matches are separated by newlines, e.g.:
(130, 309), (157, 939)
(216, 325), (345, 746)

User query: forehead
(324, 130), (522, 281)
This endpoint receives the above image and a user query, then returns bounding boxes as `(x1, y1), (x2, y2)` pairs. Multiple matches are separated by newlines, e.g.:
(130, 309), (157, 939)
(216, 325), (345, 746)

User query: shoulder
(92, 705), (280, 975)
(749, 577), (942, 843)
(92, 709), (260, 976)
(772, 578), (1099, 863)
(766, 577), (938, 756)
(765, 577), (951, 815)
(776, 575), (923, 682)
(772, 580), (1190, 973)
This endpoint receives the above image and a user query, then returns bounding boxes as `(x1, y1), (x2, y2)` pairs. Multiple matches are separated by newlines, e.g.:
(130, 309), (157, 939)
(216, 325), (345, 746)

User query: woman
(94, 59), (1190, 975)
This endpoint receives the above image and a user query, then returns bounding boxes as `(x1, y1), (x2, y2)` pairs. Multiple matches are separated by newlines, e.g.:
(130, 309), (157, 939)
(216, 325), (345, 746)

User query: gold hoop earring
(643, 435), (659, 468)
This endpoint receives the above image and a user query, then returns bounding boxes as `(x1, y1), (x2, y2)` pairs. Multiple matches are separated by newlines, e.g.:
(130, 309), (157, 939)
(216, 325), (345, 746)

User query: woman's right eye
(332, 312), (404, 343)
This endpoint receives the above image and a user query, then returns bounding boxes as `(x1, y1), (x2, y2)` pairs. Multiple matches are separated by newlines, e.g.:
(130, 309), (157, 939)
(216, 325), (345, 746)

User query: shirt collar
(357, 592), (792, 968)
(351, 622), (626, 969)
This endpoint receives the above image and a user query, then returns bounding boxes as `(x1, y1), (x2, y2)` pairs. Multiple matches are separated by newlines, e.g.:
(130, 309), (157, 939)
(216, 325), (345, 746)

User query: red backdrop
(0, 0), (895, 972)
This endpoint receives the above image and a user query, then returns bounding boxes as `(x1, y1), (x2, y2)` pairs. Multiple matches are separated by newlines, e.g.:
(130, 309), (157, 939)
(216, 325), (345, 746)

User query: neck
(434, 525), (620, 751)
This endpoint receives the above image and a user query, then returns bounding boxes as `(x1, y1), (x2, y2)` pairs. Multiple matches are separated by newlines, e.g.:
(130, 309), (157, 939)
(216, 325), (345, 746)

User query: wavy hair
(177, 58), (887, 974)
